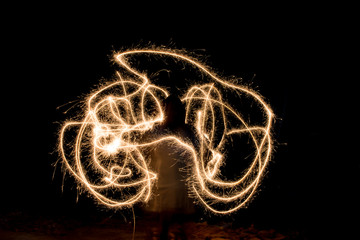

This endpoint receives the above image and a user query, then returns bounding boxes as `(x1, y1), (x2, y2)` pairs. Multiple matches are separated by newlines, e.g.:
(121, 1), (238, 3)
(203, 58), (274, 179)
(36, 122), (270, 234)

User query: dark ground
(0, 209), (300, 239)
(2, 4), (356, 240)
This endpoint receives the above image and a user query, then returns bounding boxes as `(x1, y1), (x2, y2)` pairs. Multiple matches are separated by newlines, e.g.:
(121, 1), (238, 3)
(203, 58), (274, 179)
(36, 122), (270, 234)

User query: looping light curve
(59, 48), (273, 214)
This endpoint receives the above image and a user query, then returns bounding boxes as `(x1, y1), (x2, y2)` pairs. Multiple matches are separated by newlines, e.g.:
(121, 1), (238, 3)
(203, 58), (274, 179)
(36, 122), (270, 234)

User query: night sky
(3, 7), (355, 239)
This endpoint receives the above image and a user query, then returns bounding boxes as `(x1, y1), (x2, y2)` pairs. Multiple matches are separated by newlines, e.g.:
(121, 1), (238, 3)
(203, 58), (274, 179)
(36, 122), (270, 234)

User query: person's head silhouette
(162, 94), (186, 129)
(153, 69), (186, 129)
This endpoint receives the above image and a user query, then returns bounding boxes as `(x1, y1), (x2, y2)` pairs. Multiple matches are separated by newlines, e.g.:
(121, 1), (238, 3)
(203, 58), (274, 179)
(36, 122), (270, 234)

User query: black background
(2, 5), (356, 238)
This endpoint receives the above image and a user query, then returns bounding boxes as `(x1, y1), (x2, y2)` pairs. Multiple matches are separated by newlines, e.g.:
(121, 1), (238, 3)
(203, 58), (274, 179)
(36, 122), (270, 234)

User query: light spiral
(59, 48), (273, 214)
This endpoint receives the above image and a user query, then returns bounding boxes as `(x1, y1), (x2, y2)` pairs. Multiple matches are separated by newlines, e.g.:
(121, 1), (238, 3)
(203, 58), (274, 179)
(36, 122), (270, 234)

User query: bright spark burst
(59, 48), (273, 214)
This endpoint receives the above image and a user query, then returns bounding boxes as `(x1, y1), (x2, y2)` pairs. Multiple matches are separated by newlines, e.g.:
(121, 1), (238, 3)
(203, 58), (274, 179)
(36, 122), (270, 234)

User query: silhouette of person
(144, 94), (197, 240)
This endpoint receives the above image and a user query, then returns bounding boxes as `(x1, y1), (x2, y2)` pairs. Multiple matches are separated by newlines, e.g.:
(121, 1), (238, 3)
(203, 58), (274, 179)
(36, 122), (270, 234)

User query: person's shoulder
(142, 124), (164, 141)
(181, 124), (199, 145)
(183, 124), (197, 135)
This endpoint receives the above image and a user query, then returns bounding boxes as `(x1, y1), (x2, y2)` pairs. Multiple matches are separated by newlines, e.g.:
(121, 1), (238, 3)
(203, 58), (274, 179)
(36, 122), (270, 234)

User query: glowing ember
(59, 48), (273, 214)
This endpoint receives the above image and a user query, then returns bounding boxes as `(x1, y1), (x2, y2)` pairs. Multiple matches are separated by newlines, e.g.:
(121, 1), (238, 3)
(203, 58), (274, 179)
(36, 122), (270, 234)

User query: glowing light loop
(59, 49), (273, 214)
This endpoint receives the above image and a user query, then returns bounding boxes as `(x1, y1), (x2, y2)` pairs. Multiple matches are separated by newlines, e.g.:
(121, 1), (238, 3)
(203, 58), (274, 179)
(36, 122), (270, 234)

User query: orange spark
(59, 48), (273, 214)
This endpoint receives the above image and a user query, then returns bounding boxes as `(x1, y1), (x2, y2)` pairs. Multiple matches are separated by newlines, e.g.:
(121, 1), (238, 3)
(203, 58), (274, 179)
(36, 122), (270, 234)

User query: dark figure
(145, 94), (197, 240)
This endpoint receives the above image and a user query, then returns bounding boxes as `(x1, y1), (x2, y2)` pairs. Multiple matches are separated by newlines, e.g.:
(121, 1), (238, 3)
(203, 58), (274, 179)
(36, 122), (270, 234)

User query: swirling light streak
(59, 48), (273, 214)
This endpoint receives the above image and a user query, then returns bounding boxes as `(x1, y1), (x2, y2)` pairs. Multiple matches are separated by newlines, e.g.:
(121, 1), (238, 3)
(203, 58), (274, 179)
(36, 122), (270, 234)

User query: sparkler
(59, 48), (273, 214)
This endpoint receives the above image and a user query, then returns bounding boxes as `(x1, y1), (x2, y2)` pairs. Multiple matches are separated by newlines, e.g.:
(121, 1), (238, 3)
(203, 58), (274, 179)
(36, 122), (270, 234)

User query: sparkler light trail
(59, 48), (273, 214)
